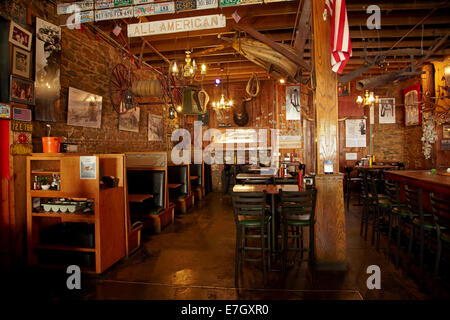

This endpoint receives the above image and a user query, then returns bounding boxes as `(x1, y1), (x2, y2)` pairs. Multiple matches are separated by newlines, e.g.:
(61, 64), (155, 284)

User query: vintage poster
(286, 86), (301, 121)
(404, 83), (421, 126)
(35, 18), (62, 121)
(119, 107), (140, 132)
(148, 113), (163, 141)
(378, 98), (395, 124)
(80, 156), (97, 179)
(345, 119), (367, 148)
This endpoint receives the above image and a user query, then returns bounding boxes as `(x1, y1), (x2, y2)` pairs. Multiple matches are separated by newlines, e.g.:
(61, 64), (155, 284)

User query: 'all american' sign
(127, 14), (226, 37)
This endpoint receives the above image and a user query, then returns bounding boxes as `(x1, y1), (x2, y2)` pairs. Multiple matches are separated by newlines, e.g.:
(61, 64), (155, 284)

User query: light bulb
(172, 61), (178, 74)
(176, 105), (182, 112)
(279, 79), (285, 84)
(201, 64), (206, 74)
(356, 96), (363, 104)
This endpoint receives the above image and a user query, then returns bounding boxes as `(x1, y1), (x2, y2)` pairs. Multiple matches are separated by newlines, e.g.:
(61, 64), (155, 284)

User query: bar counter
(384, 170), (450, 210)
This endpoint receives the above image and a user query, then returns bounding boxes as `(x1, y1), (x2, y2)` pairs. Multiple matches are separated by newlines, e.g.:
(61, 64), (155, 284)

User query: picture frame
(443, 124), (450, 139)
(378, 98), (396, 124)
(12, 46), (31, 78)
(119, 107), (140, 132)
(67, 87), (102, 129)
(403, 82), (422, 126)
(9, 21), (32, 51)
(10, 75), (35, 105)
(338, 81), (351, 96)
(0, 103), (11, 119)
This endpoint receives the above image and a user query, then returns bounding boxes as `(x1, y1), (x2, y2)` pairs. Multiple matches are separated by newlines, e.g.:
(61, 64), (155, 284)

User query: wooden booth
(125, 152), (175, 235)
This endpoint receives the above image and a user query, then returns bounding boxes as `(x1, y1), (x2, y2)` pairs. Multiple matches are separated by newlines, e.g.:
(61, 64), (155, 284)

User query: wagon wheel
(109, 63), (137, 114)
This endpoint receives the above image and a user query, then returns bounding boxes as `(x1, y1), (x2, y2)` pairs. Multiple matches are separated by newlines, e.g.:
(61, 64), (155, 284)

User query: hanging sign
(79, 10), (95, 23)
(95, 6), (134, 21)
(219, 0), (262, 7)
(57, 1), (94, 15)
(95, 0), (133, 9)
(128, 14), (226, 37)
(134, 2), (175, 17)
(134, 0), (168, 4)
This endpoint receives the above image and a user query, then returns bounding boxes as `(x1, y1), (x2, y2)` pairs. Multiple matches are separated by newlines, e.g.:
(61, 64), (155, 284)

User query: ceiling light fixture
(357, 90), (378, 107)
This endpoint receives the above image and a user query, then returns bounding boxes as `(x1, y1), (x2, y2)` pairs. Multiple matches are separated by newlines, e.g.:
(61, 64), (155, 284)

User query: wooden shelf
(33, 244), (95, 253)
(32, 212), (95, 222)
(30, 190), (68, 197)
(128, 194), (153, 203)
(31, 171), (60, 175)
(190, 176), (199, 180)
(168, 183), (182, 189)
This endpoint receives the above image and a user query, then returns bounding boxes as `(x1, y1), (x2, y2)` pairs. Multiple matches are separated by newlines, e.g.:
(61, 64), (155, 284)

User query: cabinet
(26, 154), (126, 274)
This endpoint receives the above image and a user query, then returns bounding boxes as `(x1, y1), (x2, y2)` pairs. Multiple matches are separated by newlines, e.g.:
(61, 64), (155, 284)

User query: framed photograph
(9, 21), (32, 51)
(0, 103), (11, 119)
(12, 46), (31, 78)
(338, 82), (351, 96)
(10, 75), (35, 105)
(443, 124), (450, 139)
(286, 86), (300, 120)
(67, 87), (102, 129)
(345, 118), (367, 148)
(35, 18), (62, 122)
(148, 113), (163, 141)
(403, 82), (421, 126)
(378, 98), (396, 124)
(119, 107), (140, 132)
(80, 156), (97, 180)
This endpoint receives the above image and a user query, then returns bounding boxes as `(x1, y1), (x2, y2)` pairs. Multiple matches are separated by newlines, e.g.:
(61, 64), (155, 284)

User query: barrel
(131, 80), (163, 97)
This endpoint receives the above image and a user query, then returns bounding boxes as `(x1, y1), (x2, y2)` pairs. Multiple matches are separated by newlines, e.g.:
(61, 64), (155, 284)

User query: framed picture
(12, 46), (31, 78)
(10, 75), (35, 105)
(67, 87), (102, 129)
(443, 124), (450, 139)
(35, 18), (62, 122)
(9, 21), (32, 51)
(286, 86), (300, 120)
(378, 98), (395, 124)
(338, 82), (351, 96)
(403, 82), (421, 126)
(148, 113), (163, 141)
(119, 107), (140, 132)
(0, 103), (11, 119)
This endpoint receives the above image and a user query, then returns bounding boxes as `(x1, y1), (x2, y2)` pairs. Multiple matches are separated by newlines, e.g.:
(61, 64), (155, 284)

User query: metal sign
(134, 2), (175, 17)
(57, 1), (94, 14)
(95, 6), (134, 21)
(128, 14), (226, 37)
(95, 0), (133, 9)
(12, 107), (32, 122)
(175, 0), (197, 12)
(79, 10), (95, 23)
(134, 0), (167, 4)
(196, 0), (218, 9)
(10, 144), (32, 155)
(11, 120), (33, 132)
(219, 0), (262, 7)
(263, 0), (294, 3)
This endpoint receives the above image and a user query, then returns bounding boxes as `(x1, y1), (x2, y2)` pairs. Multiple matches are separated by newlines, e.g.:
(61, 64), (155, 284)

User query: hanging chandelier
(356, 90), (378, 107)
(171, 50), (206, 81)
(212, 68), (233, 110)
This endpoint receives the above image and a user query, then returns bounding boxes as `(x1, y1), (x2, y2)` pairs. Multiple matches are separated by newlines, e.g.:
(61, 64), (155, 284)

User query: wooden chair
(344, 166), (362, 209)
(231, 191), (271, 288)
(279, 189), (317, 274)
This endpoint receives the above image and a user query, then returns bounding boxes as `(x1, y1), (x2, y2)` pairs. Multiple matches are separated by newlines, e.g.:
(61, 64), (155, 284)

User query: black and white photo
(378, 98), (395, 124)
(286, 86), (300, 120)
(119, 107), (140, 132)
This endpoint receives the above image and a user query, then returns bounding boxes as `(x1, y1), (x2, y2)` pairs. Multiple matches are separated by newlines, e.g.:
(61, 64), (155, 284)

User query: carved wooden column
(312, 0), (347, 270)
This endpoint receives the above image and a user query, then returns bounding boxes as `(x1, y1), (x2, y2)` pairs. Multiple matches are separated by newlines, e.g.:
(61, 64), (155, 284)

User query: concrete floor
(6, 192), (449, 300)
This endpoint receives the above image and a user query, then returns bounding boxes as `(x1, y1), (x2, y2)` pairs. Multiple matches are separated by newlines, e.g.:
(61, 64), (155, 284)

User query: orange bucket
(42, 137), (61, 153)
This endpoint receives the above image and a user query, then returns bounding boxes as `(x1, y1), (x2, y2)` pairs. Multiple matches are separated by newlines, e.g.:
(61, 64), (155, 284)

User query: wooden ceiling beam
(346, 1), (450, 11)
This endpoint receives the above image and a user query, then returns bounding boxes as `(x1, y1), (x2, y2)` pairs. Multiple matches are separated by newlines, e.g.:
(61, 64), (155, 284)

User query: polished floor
(7, 192), (449, 300)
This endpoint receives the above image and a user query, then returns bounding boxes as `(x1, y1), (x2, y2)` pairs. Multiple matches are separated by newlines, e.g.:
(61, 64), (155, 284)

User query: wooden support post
(312, 0), (347, 270)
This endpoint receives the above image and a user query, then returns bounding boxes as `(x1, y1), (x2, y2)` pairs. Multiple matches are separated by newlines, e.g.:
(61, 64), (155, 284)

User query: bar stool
(430, 193), (450, 289)
(405, 186), (435, 286)
(231, 191), (271, 288)
(344, 166), (362, 209)
(279, 189), (317, 273)
(367, 177), (391, 251)
(384, 179), (410, 268)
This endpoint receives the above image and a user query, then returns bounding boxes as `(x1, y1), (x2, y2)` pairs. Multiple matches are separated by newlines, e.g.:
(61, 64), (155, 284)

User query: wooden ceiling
(91, 0), (450, 84)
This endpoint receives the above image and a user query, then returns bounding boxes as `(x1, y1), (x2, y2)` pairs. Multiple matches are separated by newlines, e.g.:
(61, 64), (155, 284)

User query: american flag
(325, 0), (352, 74)
(13, 107), (32, 121)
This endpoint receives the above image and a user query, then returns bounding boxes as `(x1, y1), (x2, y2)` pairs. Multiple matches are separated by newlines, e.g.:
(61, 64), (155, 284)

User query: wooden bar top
(384, 170), (450, 188)
(236, 173), (292, 180)
(355, 165), (397, 170)
(128, 194), (153, 203)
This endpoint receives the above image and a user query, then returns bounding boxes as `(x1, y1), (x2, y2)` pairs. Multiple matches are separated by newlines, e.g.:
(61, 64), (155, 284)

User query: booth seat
(168, 165), (194, 213)
(190, 163), (204, 200)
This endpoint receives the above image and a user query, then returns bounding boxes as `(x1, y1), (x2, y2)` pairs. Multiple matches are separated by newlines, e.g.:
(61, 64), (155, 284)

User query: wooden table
(355, 165), (397, 171)
(128, 194), (153, 203)
(233, 184), (301, 258)
(236, 173), (292, 180)
(384, 170), (450, 210)
(168, 183), (182, 189)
